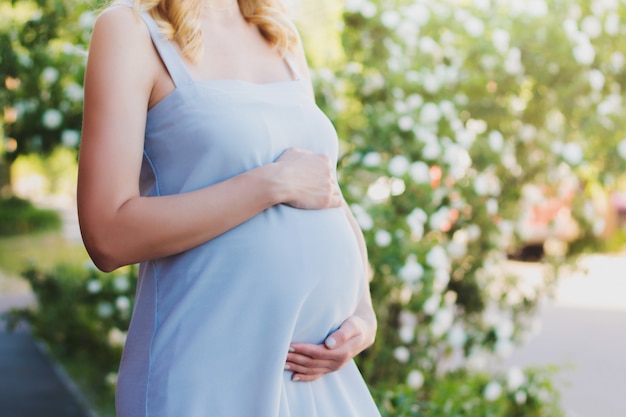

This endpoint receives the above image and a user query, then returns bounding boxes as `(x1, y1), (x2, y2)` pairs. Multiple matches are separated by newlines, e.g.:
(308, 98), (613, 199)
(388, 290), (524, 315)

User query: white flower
(526, 0), (547, 17)
(399, 310), (418, 327)
(116, 296), (131, 311)
(605, 13), (620, 36)
(429, 207), (451, 231)
(113, 275), (131, 292)
(588, 69), (605, 91)
(97, 302), (114, 318)
(108, 327), (127, 347)
(488, 131), (504, 152)
(519, 124), (537, 142)
(562, 142), (583, 165)
(367, 176), (391, 202)
(375, 229), (392, 247)
(486, 198), (499, 216)
(504, 47), (523, 75)
(381, 10), (401, 28)
(61, 130), (80, 147)
(496, 318), (514, 339)
(495, 338), (515, 358)
(447, 240), (467, 260)
(581, 16), (602, 38)
(467, 350), (488, 372)
(617, 138), (626, 159)
(484, 381), (503, 401)
(562, 19), (578, 41)
(455, 129), (476, 149)
(78, 11), (96, 29)
(406, 3), (430, 27)
(467, 224), (481, 241)
(409, 161), (431, 184)
(433, 268), (450, 292)
(464, 15), (484, 37)
(515, 390), (528, 405)
(399, 325), (415, 343)
(507, 367), (526, 391)
(407, 370), (424, 389)
(447, 324), (466, 348)
(393, 346), (410, 363)
(573, 39), (595, 65)
(399, 255), (424, 283)
(362, 151), (381, 167)
(422, 141), (441, 160)
(41, 67), (59, 84)
(419, 37), (439, 55)
(65, 83), (84, 102)
(105, 372), (118, 386)
(593, 218), (605, 236)
(426, 245), (450, 270)
(420, 102), (442, 125)
(360, 1), (377, 18)
(443, 145), (471, 180)
(431, 308), (453, 337)
(389, 155), (410, 177)
(407, 94), (423, 109)
(42, 109), (63, 129)
(492, 29), (510, 54)
(422, 73), (441, 94)
(423, 294), (441, 315)
(86, 280), (102, 294)
(398, 115), (414, 131)
(350, 204), (374, 230)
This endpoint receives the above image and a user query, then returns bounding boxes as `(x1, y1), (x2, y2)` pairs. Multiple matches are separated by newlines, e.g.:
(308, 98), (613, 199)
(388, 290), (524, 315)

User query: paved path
(505, 256), (626, 417)
(0, 329), (93, 417)
(0, 200), (93, 417)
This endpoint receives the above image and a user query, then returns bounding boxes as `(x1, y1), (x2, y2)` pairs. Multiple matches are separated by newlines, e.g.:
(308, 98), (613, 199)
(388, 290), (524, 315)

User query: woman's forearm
(79, 164), (282, 272)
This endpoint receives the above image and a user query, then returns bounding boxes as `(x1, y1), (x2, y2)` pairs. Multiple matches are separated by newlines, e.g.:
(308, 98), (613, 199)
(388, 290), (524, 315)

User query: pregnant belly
(153, 205), (364, 343)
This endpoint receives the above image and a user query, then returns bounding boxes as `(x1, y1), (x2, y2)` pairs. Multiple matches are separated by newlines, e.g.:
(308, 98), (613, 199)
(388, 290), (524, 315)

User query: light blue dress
(115, 8), (381, 417)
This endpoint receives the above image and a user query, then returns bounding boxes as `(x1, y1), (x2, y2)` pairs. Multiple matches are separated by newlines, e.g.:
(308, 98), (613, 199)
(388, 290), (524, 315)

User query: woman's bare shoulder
(91, 3), (152, 51)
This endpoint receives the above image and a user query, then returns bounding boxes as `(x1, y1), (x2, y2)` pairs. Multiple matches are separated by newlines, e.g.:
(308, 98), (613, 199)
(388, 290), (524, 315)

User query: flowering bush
(0, 0), (95, 164)
(310, 0), (626, 413)
(6, 263), (137, 414)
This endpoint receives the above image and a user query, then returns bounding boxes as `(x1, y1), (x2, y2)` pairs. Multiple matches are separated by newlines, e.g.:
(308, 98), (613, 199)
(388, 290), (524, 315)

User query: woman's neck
(203, 0), (239, 14)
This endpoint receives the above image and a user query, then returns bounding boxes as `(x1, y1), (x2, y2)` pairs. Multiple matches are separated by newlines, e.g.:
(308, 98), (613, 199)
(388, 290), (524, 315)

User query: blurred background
(1, 0), (626, 416)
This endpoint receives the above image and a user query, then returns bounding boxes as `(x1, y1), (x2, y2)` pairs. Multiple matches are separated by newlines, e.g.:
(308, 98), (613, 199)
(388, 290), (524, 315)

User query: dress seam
(144, 261), (160, 417)
(142, 150), (161, 197)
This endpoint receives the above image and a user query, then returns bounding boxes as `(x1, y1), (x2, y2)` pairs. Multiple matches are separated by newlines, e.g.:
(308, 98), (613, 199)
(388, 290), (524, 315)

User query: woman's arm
(285, 204), (377, 382)
(78, 7), (341, 272)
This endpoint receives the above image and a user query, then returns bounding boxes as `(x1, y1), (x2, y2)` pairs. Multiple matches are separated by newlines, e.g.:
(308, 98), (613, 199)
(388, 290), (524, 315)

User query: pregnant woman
(77, 0), (380, 416)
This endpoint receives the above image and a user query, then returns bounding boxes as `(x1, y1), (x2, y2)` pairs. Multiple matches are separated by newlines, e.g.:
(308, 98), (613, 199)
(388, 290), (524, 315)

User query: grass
(0, 231), (89, 277)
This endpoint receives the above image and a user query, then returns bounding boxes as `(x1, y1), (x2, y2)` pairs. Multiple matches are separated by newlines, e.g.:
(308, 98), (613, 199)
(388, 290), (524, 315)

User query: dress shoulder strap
(137, 11), (194, 87)
(284, 52), (304, 81)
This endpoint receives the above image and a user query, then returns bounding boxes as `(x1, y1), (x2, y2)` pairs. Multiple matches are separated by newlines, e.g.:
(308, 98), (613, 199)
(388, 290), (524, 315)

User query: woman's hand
(274, 148), (343, 210)
(285, 315), (376, 382)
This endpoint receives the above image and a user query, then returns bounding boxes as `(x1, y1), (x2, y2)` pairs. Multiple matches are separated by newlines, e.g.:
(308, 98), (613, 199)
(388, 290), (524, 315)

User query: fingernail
(284, 364), (290, 370)
(325, 337), (336, 349)
(293, 376), (301, 382)
(288, 346), (295, 352)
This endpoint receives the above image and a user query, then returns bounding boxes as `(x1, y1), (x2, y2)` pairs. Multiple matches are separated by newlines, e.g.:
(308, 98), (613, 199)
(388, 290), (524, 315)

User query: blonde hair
(132, 0), (299, 63)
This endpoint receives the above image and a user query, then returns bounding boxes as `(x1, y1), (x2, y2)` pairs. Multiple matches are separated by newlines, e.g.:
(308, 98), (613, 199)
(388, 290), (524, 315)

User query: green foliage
(309, 0), (626, 412)
(375, 367), (563, 417)
(0, 0), (98, 161)
(6, 263), (137, 417)
(0, 195), (61, 235)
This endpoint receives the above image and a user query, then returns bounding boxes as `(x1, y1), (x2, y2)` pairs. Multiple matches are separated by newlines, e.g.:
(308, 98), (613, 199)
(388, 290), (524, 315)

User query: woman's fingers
(274, 147), (343, 210)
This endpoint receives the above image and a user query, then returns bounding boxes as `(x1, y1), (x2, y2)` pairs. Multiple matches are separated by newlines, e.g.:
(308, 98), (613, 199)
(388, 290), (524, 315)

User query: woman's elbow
(80, 226), (125, 272)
